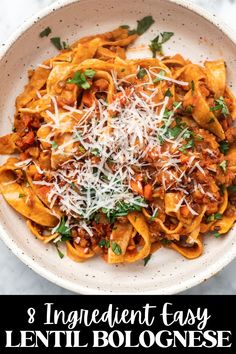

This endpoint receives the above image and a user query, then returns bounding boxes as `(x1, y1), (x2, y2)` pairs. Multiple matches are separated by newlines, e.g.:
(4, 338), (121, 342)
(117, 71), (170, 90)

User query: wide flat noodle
(107, 221), (133, 263)
(186, 84), (225, 139)
(0, 133), (19, 154)
(170, 236), (203, 259)
(0, 159), (57, 227)
(125, 212), (151, 262)
(204, 60), (226, 98)
(66, 241), (95, 262)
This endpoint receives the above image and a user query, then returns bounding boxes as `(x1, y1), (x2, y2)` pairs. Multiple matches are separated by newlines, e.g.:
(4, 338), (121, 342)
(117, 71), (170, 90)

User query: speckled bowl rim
(0, 0), (236, 294)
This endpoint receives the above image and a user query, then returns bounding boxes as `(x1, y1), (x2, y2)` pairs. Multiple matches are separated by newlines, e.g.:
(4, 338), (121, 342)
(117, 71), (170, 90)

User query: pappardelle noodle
(1, 17), (236, 265)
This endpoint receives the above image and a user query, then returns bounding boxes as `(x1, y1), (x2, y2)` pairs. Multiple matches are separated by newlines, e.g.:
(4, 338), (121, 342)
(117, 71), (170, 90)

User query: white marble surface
(0, 0), (236, 294)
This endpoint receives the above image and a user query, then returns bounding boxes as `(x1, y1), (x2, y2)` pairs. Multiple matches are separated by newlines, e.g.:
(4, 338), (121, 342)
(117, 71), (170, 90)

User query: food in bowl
(0, 16), (236, 265)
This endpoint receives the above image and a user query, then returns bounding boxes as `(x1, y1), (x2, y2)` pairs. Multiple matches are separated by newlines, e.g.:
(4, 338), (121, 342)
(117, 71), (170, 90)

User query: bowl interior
(0, 0), (236, 294)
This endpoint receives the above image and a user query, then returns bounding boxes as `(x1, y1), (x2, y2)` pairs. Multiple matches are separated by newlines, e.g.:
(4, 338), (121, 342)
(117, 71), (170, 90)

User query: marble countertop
(0, 0), (236, 295)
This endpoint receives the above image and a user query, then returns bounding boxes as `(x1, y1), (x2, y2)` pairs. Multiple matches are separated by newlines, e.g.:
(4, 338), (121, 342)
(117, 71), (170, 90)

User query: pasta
(1, 17), (236, 265)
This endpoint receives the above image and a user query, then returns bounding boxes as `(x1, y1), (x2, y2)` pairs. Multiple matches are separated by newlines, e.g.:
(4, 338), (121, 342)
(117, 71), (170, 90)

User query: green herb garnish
(167, 126), (182, 138)
(78, 146), (86, 153)
(212, 230), (221, 238)
(144, 254), (152, 266)
(228, 185), (236, 192)
(55, 243), (64, 259)
(179, 139), (194, 153)
(127, 16), (155, 36)
(208, 117), (215, 124)
(219, 160), (227, 173)
(219, 185), (226, 196)
(120, 25), (130, 29)
(219, 140), (229, 155)
(51, 141), (58, 150)
(128, 29), (137, 36)
(165, 88), (173, 97)
(149, 32), (174, 57)
(137, 16), (155, 35)
(83, 69), (96, 78)
(210, 96), (229, 117)
(102, 198), (147, 223)
(111, 242), (122, 255)
(149, 209), (158, 223)
(137, 68), (147, 79)
(98, 239), (110, 248)
(161, 239), (171, 245)
(67, 70), (96, 90)
(207, 213), (222, 223)
(91, 148), (100, 156)
(185, 105), (193, 114)
(55, 217), (71, 238)
(19, 193), (25, 198)
(173, 102), (182, 109)
(40, 27), (52, 38)
(153, 69), (165, 83)
(191, 80), (195, 95)
(50, 37), (69, 50)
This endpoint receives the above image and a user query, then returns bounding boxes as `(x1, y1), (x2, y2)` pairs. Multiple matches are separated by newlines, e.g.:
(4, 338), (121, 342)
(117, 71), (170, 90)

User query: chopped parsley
(179, 139), (194, 153)
(137, 68), (147, 79)
(55, 217), (71, 239)
(127, 16), (155, 36)
(167, 125), (182, 138)
(39, 27), (52, 38)
(98, 239), (110, 248)
(149, 209), (158, 223)
(219, 140), (229, 155)
(219, 185), (226, 196)
(208, 117), (215, 124)
(191, 80), (195, 95)
(55, 243), (64, 259)
(206, 213), (222, 223)
(91, 148), (100, 156)
(153, 69), (165, 83)
(19, 193), (25, 198)
(67, 70), (96, 90)
(210, 96), (229, 117)
(165, 88), (173, 97)
(128, 29), (137, 36)
(50, 37), (69, 50)
(219, 160), (227, 173)
(212, 230), (221, 238)
(120, 25), (130, 29)
(78, 146), (86, 153)
(83, 69), (96, 78)
(51, 141), (58, 150)
(173, 101), (182, 108)
(102, 198), (147, 223)
(137, 16), (155, 35)
(228, 185), (236, 193)
(144, 254), (152, 266)
(161, 239), (171, 245)
(185, 105), (193, 114)
(111, 242), (122, 255)
(149, 32), (174, 57)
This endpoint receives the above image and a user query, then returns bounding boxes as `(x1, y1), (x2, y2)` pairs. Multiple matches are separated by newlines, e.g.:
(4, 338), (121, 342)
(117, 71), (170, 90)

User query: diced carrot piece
(180, 205), (190, 218)
(144, 184), (153, 201)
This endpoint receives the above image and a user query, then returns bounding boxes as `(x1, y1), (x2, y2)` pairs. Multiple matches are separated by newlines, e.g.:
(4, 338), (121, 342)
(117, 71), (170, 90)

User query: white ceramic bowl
(0, 0), (236, 294)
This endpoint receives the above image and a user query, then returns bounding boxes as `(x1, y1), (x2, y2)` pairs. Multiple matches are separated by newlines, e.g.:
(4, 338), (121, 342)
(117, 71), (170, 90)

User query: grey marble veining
(0, 0), (236, 295)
